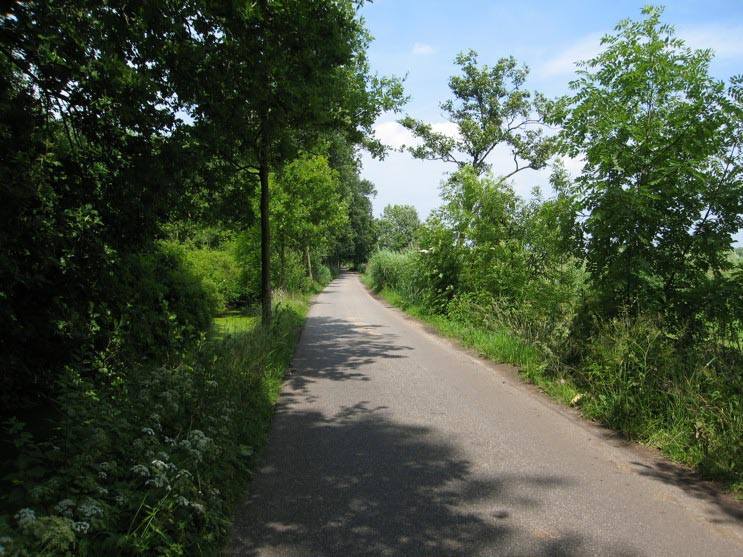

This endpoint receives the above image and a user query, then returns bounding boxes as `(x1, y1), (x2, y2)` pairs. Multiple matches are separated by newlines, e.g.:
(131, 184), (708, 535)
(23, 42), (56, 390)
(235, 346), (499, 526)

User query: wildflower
(99, 461), (115, 473)
(187, 430), (211, 451)
(141, 427), (155, 436)
(145, 475), (169, 489)
(54, 499), (76, 518)
(190, 502), (206, 515)
(78, 499), (103, 520)
(15, 508), (36, 527)
(130, 464), (150, 478)
(71, 521), (90, 535)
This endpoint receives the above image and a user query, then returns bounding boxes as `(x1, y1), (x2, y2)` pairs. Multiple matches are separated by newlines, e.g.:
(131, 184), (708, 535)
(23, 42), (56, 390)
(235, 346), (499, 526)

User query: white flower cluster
(78, 498), (104, 521)
(71, 521), (89, 535)
(53, 499), (76, 518)
(14, 508), (36, 528)
(187, 430), (211, 452)
(130, 464), (150, 478)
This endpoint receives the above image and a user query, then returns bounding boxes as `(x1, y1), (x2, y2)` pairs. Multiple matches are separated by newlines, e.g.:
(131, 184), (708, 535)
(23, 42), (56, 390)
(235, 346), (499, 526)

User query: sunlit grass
(213, 310), (259, 338)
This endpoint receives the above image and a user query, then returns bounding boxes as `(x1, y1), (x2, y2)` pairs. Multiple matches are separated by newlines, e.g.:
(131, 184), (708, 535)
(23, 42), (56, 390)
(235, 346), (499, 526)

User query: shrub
(234, 229), (312, 299)
(114, 241), (218, 360)
(314, 264), (333, 287)
(0, 297), (306, 556)
(184, 243), (246, 312)
(367, 249), (424, 305)
(575, 314), (743, 486)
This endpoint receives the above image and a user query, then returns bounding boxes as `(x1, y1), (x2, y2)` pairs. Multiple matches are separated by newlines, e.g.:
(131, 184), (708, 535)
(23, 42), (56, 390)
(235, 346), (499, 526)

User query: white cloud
(373, 120), (460, 150)
(431, 121), (461, 140)
(539, 23), (743, 82)
(537, 32), (605, 78)
(412, 42), (436, 55)
(678, 24), (743, 59)
(560, 155), (585, 177)
(373, 121), (416, 149)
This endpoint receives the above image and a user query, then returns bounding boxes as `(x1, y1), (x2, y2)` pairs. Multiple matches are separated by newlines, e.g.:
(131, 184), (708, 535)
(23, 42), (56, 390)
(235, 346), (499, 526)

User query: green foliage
(234, 227), (312, 300)
(1, 295), (308, 556)
(366, 250), (425, 306)
(400, 50), (555, 176)
(415, 215), (464, 311)
(376, 204), (421, 251)
(558, 6), (743, 322)
(115, 242), (218, 361)
(1, 0), (399, 554)
(272, 152), (349, 284)
(577, 314), (743, 484)
(323, 136), (379, 266)
(184, 245), (245, 312)
(379, 8), (742, 494)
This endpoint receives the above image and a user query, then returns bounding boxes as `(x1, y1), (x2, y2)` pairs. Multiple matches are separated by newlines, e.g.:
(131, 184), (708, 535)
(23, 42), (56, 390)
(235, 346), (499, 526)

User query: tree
(437, 166), (526, 299)
(184, 0), (404, 324)
(400, 50), (555, 177)
(0, 0), (196, 399)
(558, 6), (743, 321)
(376, 204), (421, 251)
(344, 178), (378, 266)
(272, 154), (348, 283)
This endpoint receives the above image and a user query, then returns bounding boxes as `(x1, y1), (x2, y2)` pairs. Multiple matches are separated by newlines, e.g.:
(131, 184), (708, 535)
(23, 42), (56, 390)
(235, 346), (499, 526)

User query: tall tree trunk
(260, 151), (271, 326)
(279, 233), (286, 290)
(306, 244), (313, 282)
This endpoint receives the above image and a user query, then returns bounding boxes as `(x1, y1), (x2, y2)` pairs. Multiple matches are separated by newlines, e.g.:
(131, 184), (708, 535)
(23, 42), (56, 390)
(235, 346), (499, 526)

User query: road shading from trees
(228, 273), (743, 557)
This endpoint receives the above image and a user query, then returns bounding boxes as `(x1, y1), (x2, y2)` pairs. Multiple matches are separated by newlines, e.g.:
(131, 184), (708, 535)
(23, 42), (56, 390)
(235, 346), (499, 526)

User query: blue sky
(358, 0), (743, 234)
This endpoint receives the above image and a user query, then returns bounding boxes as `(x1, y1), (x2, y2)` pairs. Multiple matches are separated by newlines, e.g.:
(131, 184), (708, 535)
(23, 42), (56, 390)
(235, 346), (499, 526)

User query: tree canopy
(558, 6), (743, 319)
(376, 204), (421, 251)
(400, 50), (555, 177)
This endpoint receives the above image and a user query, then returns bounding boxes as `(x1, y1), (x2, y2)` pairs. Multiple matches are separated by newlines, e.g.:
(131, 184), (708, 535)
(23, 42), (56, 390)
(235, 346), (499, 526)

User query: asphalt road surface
(228, 272), (743, 556)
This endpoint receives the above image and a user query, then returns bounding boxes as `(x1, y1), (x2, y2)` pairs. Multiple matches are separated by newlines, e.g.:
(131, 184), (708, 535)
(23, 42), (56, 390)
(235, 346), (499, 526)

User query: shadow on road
(228, 403), (639, 557)
(227, 278), (642, 556)
(630, 460), (743, 525)
(284, 316), (413, 399)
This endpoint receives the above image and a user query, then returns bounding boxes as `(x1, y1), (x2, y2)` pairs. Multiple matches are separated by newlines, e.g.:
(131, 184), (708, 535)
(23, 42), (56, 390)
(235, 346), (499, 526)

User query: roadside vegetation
(366, 7), (743, 495)
(0, 1), (400, 555)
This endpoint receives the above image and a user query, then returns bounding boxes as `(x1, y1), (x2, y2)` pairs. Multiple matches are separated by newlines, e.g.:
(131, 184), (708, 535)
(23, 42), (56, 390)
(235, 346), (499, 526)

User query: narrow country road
(228, 272), (743, 556)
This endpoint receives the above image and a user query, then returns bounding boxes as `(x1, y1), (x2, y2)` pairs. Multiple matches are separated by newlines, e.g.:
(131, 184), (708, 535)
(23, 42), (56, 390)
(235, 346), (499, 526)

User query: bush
(184, 243), (246, 312)
(575, 314), (743, 487)
(234, 228), (313, 299)
(314, 264), (333, 287)
(114, 241), (218, 361)
(367, 249), (425, 305)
